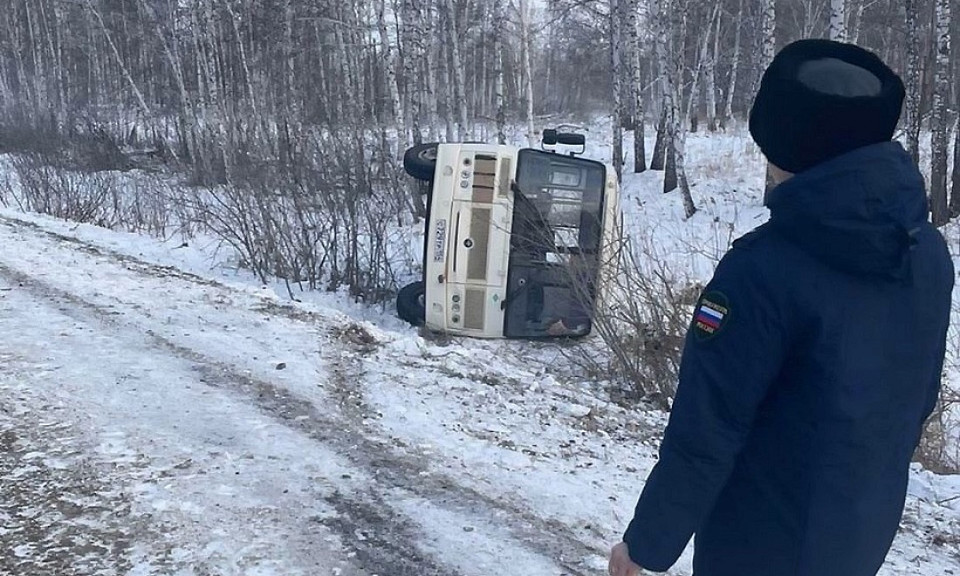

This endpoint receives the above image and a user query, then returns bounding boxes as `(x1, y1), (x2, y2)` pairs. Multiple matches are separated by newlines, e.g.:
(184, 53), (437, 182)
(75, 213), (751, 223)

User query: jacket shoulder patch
(693, 291), (730, 340)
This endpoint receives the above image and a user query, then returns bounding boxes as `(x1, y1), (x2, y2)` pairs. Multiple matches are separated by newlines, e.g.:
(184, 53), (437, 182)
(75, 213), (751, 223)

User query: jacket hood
(765, 141), (928, 280)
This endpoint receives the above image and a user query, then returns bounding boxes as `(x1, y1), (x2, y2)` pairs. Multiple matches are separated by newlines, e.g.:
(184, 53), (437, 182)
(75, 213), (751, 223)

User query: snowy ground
(1, 128), (959, 576)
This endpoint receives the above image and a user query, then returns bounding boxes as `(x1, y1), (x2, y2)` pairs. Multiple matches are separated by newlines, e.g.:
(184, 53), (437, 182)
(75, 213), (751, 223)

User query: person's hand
(608, 541), (642, 576)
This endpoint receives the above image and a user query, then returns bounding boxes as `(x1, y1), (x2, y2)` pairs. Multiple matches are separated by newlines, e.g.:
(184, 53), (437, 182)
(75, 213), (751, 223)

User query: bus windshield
(503, 149), (606, 339)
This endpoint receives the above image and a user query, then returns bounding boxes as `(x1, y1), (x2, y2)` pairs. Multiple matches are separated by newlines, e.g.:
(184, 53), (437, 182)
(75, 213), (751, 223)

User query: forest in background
(0, 0), (957, 204)
(1, 2), (960, 458)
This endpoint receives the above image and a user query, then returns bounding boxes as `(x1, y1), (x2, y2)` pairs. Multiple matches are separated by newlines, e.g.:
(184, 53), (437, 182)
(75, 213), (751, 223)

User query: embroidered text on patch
(694, 292), (729, 339)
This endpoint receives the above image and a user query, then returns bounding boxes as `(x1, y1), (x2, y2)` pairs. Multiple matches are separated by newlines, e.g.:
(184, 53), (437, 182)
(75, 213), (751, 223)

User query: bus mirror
(556, 133), (585, 146)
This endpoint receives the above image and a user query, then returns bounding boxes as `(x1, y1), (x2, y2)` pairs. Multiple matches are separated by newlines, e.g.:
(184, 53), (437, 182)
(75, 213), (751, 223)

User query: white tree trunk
(848, 0), (864, 44)
(953, 120), (960, 215)
(40, 0), (65, 128)
(759, 0), (776, 191)
(683, 3), (715, 131)
(757, 0), (776, 96)
(401, 0), (425, 144)
(705, 3), (721, 131)
(378, 0), (405, 153)
(284, 0), (296, 114)
(441, 0), (469, 141)
(0, 54), (10, 106)
(519, 0), (536, 147)
(830, 0), (847, 42)
(650, 0), (670, 171)
(477, 19), (487, 121)
(493, 0), (506, 144)
(440, 37), (455, 142)
(673, 1), (695, 217)
(424, 0), (440, 140)
(25, 0), (45, 118)
(611, 0), (624, 181)
(222, 2), (258, 123)
(135, 0), (195, 160)
(630, 0), (646, 172)
(85, 0), (150, 116)
(931, 0), (951, 223)
(903, 0), (922, 165)
(722, 0), (742, 126)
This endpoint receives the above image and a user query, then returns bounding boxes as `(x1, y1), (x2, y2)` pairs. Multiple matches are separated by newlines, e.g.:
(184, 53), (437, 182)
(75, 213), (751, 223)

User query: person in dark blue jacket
(608, 39), (954, 576)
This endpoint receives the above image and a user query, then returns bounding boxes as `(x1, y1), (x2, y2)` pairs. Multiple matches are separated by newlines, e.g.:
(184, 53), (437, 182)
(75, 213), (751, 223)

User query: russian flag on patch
(694, 292), (729, 339)
(696, 303), (724, 329)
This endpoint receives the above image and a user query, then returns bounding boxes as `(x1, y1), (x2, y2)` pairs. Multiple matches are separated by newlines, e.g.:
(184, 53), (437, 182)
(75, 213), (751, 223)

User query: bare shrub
(545, 216), (707, 410)
(589, 231), (704, 409)
(66, 121), (133, 173)
(6, 152), (188, 239)
(0, 116), (134, 173)
(0, 118), (62, 155)
(3, 111), (412, 306)
(917, 287), (960, 474)
(189, 125), (410, 303)
(9, 153), (118, 226)
(112, 173), (186, 238)
(916, 385), (960, 474)
(0, 158), (18, 207)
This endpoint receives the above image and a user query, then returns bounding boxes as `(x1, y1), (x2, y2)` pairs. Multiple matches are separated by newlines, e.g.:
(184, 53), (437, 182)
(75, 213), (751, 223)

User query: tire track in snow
(0, 357), (204, 576)
(0, 216), (601, 575)
(0, 406), (134, 576)
(0, 260), (458, 576)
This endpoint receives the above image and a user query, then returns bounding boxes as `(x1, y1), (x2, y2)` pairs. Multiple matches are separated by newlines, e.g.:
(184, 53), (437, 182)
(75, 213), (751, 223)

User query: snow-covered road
(1, 211), (958, 576)
(0, 214), (601, 575)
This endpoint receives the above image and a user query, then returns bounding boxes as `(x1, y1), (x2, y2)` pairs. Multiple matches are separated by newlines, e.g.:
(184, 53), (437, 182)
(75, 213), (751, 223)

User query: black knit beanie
(749, 39), (905, 174)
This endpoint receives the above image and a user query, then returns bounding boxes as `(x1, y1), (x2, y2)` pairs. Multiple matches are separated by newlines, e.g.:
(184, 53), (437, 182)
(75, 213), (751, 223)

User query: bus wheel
(397, 281), (426, 326)
(403, 143), (439, 181)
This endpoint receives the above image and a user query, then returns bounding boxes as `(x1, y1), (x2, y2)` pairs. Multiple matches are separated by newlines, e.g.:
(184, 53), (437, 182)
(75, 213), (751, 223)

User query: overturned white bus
(397, 131), (621, 339)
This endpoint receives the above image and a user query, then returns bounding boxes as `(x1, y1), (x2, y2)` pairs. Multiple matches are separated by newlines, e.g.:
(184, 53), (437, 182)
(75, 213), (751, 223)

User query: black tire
(397, 281), (426, 326)
(403, 143), (439, 181)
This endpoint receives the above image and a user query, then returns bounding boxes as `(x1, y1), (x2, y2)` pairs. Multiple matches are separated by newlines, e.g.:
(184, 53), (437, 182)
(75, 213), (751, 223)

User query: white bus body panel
(424, 144), (518, 338)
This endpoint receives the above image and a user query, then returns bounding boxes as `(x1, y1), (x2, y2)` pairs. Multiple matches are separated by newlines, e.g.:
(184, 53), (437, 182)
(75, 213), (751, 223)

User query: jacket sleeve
(920, 243), (952, 430)
(920, 339), (946, 428)
(622, 246), (792, 572)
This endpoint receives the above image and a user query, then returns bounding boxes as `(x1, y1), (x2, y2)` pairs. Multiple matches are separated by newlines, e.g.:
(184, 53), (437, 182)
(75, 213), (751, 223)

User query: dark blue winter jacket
(623, 142), (954, 576)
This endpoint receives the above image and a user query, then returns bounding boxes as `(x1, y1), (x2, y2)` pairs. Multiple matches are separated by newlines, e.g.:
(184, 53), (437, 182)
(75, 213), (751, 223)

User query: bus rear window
(503, 150), (606, 338)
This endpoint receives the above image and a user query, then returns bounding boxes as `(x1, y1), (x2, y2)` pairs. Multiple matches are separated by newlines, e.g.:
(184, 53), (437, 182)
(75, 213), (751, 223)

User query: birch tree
(85, 0), (150, 117)
(441, 0), (470, 141)
(848, 0), (864, 44)
(931, 0), (951, 224)
(953, 122), (960, 215)
(661, 0), (678, 192)
(760, 0), (777, 191)
(759, 0), (776, 91)
(722, 0), (743, 127)
(903, 0), (922, 166)
(518, 0), (536, 147)
(667, 0), (695, 218)
(401, 0), (425, 145)
(493, 0), (507, 144)
(704, 2), (721, 131)
(611, 0), (625, 181)
(439, 29), (456, 142)
(830, 0), (847, 42)
(378, 0), (405, 155)
(423, 1), (442, 140)
(628, 0), (646, 172)
(650, 0), (670, 171)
